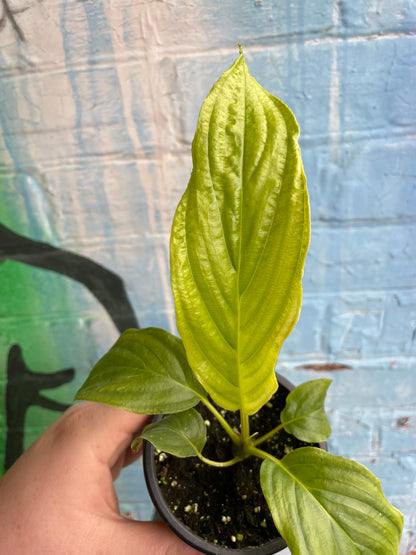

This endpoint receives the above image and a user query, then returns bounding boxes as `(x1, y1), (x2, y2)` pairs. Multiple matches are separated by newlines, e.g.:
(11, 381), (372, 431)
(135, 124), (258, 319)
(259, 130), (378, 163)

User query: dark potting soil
(154, 382), (318, 550)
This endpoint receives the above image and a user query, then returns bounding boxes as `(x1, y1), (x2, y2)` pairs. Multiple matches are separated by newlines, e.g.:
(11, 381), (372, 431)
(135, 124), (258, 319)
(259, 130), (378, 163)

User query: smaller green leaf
(75, 327), (206, 414)
(260, 447), (403, 555)
(140, 409), (207, 458)
(280, 378), (332, 443)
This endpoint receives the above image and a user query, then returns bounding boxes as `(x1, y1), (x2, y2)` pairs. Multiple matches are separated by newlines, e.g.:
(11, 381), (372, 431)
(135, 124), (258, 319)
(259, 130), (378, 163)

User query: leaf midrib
(236, 55), (247, 413)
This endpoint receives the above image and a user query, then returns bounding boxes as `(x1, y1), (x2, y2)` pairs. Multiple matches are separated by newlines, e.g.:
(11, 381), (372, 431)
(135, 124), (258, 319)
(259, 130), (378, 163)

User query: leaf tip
(131, 436), (143, 454)
(238, 43), (243, 56)
(73, 390), (83, 402)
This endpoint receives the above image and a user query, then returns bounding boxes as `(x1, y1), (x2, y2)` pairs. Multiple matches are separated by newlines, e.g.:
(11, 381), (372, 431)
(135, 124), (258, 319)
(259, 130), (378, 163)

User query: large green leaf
(140, 409), (206, 458)
(260, 447), (403, 555)
(75, 327), (206, 414)
(170, 51), (310, 415)
(280, 378), (332, 442)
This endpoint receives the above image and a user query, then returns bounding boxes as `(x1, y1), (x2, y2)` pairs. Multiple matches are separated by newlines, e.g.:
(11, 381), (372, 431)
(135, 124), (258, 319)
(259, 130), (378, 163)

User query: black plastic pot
(143, 373), (327, 555)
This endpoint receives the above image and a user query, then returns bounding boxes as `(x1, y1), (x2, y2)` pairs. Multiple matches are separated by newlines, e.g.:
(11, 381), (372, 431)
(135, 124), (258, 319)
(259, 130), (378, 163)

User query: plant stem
(252, 422), (285, 447)
(240, 409), (250, 443)
(197, 452), (242, 468)
(246, 444), (282, 466)
(200, 397), (240, 446)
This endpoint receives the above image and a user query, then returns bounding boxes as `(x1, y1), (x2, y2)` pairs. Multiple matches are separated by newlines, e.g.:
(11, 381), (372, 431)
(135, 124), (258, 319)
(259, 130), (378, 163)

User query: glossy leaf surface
(75, 328), (206, 414)
(170, 52), (310, 414)
(260, 447), (403, 555)
(280, 378), (332, 442)
(140, 409), (206, 458)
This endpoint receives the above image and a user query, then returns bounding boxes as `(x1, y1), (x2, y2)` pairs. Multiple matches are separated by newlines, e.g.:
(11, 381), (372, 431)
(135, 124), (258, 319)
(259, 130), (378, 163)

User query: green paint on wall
(0, 174), (106, 472)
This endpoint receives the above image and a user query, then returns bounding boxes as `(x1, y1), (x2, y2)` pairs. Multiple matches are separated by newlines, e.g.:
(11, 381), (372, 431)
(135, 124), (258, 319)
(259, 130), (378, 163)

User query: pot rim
(143, 373), (327, 554)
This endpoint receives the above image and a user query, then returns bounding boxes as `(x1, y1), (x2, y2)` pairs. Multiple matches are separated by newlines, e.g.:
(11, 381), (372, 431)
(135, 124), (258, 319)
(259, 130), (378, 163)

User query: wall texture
(0, 0), (415, 552)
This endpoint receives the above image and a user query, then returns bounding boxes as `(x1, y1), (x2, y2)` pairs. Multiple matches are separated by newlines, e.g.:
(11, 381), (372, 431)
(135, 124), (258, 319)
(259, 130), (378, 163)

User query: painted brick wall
(0, 1), (415, 552)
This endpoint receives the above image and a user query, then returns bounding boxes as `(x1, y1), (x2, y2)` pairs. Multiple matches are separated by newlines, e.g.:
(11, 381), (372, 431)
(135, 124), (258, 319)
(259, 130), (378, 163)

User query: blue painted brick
(338, 0), (416, 35)
(304, 138), (416, 223)
(282, 289), (416, 359)
(304, 223), (416, 293)
(279, 363), (416, 410)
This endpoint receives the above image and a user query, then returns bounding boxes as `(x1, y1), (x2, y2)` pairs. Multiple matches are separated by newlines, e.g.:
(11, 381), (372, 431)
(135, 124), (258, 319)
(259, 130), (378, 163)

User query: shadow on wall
(0, 222), (139, 469)
(0, 0), (30, 42)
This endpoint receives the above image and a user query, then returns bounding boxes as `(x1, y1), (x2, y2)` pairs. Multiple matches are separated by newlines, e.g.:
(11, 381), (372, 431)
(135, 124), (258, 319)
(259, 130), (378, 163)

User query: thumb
(111, 520), (202, 555)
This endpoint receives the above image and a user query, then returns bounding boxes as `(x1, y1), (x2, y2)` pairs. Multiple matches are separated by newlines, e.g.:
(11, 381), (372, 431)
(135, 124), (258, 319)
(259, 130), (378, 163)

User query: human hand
(0, 401), (201, 555)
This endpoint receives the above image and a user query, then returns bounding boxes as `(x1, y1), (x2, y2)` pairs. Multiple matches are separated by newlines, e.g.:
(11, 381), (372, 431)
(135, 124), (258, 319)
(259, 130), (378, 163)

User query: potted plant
(75, 47), (403, 554)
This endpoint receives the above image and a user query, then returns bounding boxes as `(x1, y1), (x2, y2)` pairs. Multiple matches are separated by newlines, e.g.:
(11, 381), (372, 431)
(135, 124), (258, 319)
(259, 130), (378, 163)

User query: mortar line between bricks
(0, 129), (415, 175)
(300, 130), (416, 147)
(0, 30), (415, 80)
(0, 149), (190, 173)
(311, 217), (416, 229)
(301, 285), (416, 297)
(279, 355), (416, 367)
(301, 284), (416, 296)
(23, 227), (413, 255)
(3, 126), (415, 144)
(51, 231), (416, 249)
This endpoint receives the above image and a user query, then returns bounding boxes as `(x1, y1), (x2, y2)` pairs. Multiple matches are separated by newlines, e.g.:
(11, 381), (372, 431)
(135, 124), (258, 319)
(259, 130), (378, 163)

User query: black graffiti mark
(1, 222), (140, 468)
(5, 345), (75, 470)
(0, 223), (139, 333)
(0, 0), (28, 41)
